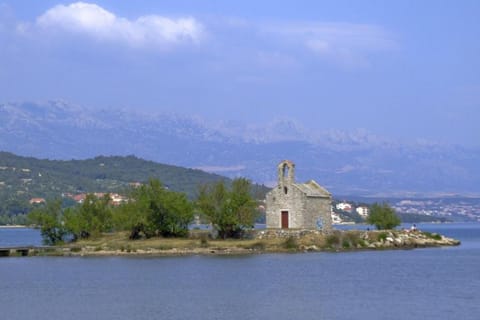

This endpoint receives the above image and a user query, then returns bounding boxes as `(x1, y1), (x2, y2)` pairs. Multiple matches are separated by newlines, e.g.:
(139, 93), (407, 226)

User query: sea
(0, 223), (479, 320)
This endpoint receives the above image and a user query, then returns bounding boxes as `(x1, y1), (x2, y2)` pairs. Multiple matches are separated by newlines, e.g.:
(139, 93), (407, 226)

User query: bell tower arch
(278, 160), (295, 188)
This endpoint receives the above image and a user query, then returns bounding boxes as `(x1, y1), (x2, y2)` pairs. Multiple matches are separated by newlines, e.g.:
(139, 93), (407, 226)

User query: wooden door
(281, 211), (289, 229)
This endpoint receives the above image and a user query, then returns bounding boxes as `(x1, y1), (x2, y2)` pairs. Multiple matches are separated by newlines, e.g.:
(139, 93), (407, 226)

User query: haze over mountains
(1, 101), (479, 197)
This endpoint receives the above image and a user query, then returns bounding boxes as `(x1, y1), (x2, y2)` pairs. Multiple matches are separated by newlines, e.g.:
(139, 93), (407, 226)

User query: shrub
(378, 232), (388, 241)
(423, 232), (442, 240)
(199, 234), (209, 248)
(326, 231), (342, 248)
(345, 231), (360, 247)
(283, 236), (298, 250)
(358, 239), (367, 248)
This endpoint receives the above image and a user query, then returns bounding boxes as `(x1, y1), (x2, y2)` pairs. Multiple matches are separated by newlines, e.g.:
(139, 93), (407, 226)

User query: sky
(1, 0), (479, 146)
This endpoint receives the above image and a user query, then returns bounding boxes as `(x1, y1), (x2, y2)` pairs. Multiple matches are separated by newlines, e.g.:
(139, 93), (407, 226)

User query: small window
(284, 186), (288, 194)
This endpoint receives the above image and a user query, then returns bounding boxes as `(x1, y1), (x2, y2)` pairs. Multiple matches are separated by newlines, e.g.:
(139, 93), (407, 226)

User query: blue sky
(1, 1), (479, 146)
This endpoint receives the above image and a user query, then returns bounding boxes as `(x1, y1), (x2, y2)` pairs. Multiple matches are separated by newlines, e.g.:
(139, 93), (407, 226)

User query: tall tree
(27, 199), (68, 245)
(197, 178), (257, 238)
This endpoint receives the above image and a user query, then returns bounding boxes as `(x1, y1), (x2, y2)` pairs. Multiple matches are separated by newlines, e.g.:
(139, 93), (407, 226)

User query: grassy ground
(64, 231), (290, 254)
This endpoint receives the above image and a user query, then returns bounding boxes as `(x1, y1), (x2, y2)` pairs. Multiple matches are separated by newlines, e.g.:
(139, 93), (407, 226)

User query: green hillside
(0, 151), (269, 216)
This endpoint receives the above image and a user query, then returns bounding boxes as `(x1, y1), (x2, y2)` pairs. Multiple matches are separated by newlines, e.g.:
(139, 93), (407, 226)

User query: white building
(356, 206), (369, 217)
(336, 202), (352, 212)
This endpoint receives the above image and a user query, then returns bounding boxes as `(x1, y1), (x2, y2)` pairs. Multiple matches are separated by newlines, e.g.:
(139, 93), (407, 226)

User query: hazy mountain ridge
(1, 101), (479, 196)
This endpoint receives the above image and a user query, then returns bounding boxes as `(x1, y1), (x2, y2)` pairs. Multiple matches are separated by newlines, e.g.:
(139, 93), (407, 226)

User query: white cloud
(263, 22), (397, 67)
(34, 2), (204, 48)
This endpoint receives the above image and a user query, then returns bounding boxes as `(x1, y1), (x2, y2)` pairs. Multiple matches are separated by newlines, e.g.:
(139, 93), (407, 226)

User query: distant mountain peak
(1, 100), (479, 196)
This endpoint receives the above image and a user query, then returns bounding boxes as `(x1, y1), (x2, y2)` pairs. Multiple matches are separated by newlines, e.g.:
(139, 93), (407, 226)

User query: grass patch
(242, 241), (266, 251)
(358, 239), (367, 248)
(423, 231), (442, 240)
(157, 245), (173, 251)
(378, 232), (388, 242)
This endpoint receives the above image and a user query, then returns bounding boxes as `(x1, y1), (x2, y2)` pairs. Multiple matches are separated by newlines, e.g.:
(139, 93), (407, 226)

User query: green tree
(113, 200), (149, 240)
(113, 179), (194, 239)
(64, 193), (113, 240)
(196, 178), (257, 239)
(150, 190), (193, 237)
(27, 199), (68, 245)
(367, 202), (401, 230)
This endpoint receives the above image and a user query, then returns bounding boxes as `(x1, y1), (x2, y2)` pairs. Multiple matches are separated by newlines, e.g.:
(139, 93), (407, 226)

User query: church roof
(294, 180), (331, 198)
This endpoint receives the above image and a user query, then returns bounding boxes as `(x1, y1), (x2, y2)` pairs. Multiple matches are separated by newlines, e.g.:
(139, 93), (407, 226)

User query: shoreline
(18, 229), (461, 258)
(0, 225), (29, 229)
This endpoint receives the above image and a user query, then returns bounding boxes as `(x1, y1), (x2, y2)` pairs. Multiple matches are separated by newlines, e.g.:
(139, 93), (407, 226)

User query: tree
(113, 179), (194, 239)
(27, 199), (68, 245)
(64, 193), (113, 240)
(367, 202), (401, 230)
(196, 178), (257, 238)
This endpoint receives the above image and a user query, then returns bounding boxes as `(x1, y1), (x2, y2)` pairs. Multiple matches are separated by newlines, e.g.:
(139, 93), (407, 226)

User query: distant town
(332, 198), (480, 223)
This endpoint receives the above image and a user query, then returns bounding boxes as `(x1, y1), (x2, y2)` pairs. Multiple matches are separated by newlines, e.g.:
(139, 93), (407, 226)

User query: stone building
(265, 160), (332, 231)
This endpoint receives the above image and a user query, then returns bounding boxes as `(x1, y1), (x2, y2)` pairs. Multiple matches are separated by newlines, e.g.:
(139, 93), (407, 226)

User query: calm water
(1, 224), (479, 320)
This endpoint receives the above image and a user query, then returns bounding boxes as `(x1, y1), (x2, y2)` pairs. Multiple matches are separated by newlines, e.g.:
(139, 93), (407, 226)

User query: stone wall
(304, 196), (333, 233)
(266, 185), (307, 228)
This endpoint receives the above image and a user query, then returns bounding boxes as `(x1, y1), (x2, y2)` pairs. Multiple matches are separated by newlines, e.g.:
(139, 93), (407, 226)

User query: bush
(283, 236), (298, 250)
(326, 231), (342, 248)
(378, 232), (388, 241)
(199, 234), (209, 248)
(345, 231), (360, 247)
(423, 232), (442, 240)
(358, 239), (367, 248)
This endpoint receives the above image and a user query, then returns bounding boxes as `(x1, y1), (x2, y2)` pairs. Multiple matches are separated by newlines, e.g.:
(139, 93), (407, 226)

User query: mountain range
(1, 101), (479, 197)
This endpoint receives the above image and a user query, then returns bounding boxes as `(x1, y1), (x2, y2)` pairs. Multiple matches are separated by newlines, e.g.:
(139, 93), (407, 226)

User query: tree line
(28, 178), (259, 245)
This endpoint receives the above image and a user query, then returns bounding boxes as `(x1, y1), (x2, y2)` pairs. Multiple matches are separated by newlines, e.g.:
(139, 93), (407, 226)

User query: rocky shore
(256, 229), (461, 251)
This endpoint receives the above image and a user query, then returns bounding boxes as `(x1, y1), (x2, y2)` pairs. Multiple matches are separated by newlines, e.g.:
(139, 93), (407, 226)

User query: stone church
(265, 160), (332, 231)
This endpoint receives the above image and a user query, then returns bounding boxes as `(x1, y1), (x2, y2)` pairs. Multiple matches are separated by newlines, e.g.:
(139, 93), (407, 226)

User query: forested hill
(0, 151), (270, 215)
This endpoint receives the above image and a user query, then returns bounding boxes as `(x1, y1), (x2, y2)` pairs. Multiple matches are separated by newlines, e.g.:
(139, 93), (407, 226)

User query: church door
(281, 211), (289, 229)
